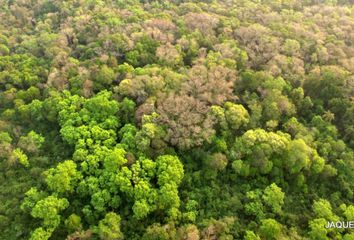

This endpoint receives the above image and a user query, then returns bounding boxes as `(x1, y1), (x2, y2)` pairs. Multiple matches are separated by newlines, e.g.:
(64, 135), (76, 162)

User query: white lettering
(343, 221), (349, 228)
(326, 221), (354, 229)
(350, 221), (354, 228)
(326, 221), (335, 228)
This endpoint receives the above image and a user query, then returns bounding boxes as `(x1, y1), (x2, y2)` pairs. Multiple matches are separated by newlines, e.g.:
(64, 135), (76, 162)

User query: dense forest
(0, 0), (353, 239)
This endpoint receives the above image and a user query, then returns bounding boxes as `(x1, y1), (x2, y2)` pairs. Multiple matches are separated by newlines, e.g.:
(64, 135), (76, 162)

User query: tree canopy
(0, 0), (353, 239)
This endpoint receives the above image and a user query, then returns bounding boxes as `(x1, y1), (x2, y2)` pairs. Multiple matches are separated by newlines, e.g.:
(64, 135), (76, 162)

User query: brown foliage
(135, 98), (156, 125)
(156, 43), (182, 66)
(0, 142), (12, 162)
(266, 54), (305, 85)
(177, 224), (200, 240)
(156, 94), (215, 150)
(235, 24), (279, 69)
(82, 79), (93, 98)
(201, 217), (235, 240)
(144, 18), (176, 43)
(47, 68), (69, 91)
(184, 13), (219, 35)
(181, 65), (237, 106)
(208, 153), (228, 171)
(66, 230), (93, 240)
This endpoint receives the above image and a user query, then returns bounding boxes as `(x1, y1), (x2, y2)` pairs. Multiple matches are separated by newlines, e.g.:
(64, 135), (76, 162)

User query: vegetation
(0, 0), (353, 239)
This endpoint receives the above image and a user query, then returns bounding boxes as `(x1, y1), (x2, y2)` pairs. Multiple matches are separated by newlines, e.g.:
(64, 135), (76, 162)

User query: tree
(304, 66), (350, 107)
(29, 196), (69, 239)
(2, 1), (354, 239)
(182, 65), (237, 106)
(312, 199), (338, 221)
(65, 214), (82, 233)
(259, 219), (282, 240)
(231, 129), (290, 175)
(262, 183), (285, 214)
(211, 102), (249, 134)
(92, 65), (116, 91)
(95, 212), (123, 240)
(201, 217), (235, 240)
(176, 224), (200, 240)
(206, 153), (228, 171)
(156, 43), (183, 67)
(184, 12), (219, 36)
(142, 223), (176, 240)
(308, 218), (329, 240)
(235, 24), (279, 69)
(0, 131), (12, 162)
(126, 36), (158, 67)
(144, 18), (176, 44)
(282, 39), (301, 57)
(156, 155), (184, 217)
(156, 94), (215, 150)
(45, 160), (82, 194)
(30, 227), (52, 240)
(244, 231), (261, 240)
(285, 139), (312, 174)
(156, 155), (184, 186)
(11, 148), (29, 167)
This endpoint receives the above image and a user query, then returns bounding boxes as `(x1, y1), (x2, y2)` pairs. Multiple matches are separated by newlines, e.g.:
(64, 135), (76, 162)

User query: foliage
(0, 0), (353, 239)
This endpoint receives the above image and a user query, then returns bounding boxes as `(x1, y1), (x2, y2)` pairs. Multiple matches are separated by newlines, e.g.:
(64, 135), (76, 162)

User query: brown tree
(156, 94), (215, 150)
(181, 65), (237, 106)
(184, 13), (219, 36)
(144, 18), (176, 43)
(235, 24), (280, 69)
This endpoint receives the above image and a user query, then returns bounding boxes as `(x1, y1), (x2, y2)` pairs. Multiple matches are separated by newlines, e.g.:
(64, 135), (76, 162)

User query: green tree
(262, 183), (285, 214)
(93, 65), (116, 91)
(259, 219), (282, 240)
(95, 212), (123, 240)
(45, 160), (82, 193)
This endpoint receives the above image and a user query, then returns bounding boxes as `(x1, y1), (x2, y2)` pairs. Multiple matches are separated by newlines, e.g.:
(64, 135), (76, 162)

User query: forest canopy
(0, 0), (354, 239)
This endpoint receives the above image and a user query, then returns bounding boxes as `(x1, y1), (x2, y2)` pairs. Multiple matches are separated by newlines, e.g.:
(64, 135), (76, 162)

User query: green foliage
(0, 44), (10, 56)
(262, 183), (285, 214)
(45, 160), (82, 193)
(31, 196), (69, 227)
(95, 212), (123, 240)
(0, 0), (353, 239)
(211, 102), (250, 134)
(18, 131), (45, 154)
(308, 218), (329, 240)
(156, 155), (184, 186)
(231, 129), (290, 175)
(312, 199), (338, 221)
(65, 214), (82, 233)
(142, 223), (175, 240)
(126, 36), (159, 67)
(93, 65), (116, 91)
(244, 230), (261, 240)
(29, 227), (52, 240)
(12, 148), (29, 167)
(259, 219), (282, 240)
(21, 188), (47, 213)
(0, 54), (47, 89)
